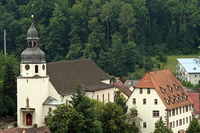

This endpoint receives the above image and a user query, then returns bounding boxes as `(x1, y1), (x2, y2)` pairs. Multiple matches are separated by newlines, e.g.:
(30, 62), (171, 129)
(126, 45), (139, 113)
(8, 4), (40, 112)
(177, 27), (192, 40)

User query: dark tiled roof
(84, 82), (114, 92)
(114, 81), (132, 97)
(136, 70), (193, 110)
(124, 80), (140, 87)
(47, 59), (109, 95)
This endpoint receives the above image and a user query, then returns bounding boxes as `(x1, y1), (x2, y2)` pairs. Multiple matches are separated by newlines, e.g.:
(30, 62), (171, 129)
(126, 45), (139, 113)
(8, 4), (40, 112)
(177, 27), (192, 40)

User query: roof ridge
(47, 58), (91, 64)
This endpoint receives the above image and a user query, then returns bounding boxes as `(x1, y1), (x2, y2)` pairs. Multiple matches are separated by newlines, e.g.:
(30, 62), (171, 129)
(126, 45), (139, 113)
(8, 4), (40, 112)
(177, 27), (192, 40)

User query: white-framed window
(143, 99), (146, 105)
(140, 88), (143, 94)
(153, 110), (159, 117)
(143, 122), (147, 128)
(154, 99), (158, 105)
(132, 98), (136, 104)
(147, 88), (150, 94)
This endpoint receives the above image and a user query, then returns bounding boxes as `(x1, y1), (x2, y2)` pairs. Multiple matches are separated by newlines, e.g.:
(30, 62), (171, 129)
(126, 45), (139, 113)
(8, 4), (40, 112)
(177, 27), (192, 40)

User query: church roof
(47, 59), (110, 95)
(43, 96), (64, 105)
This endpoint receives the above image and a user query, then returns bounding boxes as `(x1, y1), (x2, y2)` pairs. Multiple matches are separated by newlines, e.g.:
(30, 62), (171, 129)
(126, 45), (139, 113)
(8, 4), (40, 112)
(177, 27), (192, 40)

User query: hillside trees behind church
(47, 86), (140, 133)
(0, 0), (199, 77)
(0, 53), (19, 117)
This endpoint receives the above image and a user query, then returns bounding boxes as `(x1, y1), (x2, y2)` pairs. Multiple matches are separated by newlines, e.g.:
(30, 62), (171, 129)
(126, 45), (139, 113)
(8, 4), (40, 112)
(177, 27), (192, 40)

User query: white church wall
(20, 63), (46, 77)
(86, 87), (115, 103)
(17, 76), (49, 127)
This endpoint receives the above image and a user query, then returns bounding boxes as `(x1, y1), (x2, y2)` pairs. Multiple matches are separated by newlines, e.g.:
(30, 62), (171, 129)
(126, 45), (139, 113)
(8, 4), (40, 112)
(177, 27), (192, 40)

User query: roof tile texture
(136, 70), (193, 110)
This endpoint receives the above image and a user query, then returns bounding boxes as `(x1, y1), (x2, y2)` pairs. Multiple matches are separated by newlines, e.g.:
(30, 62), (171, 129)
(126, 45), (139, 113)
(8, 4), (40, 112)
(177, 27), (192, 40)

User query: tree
(126, 108), (141, 133)
(70, 86), (102, 133)
(186, 117), (200, 133)
(47, 104), (85, 133)
(153, 117), (173, 133)
(114, 91), (128, 113)
(2, 63), (17, 116)
(100, 102), (128, 133)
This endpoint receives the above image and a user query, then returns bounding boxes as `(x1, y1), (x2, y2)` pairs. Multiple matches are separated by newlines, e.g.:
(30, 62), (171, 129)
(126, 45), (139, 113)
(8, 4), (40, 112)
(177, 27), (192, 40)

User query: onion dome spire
(21, 15), (45, 63)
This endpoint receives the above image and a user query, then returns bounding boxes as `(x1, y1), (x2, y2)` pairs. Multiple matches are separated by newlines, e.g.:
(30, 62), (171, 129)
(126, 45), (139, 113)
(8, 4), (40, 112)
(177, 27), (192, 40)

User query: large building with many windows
(177, 58), (200, 84)
(126, 70), (193, 133)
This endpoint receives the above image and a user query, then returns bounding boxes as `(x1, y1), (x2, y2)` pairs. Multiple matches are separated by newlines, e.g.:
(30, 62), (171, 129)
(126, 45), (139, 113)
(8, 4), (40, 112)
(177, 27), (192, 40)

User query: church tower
(17, 22), (49, 127)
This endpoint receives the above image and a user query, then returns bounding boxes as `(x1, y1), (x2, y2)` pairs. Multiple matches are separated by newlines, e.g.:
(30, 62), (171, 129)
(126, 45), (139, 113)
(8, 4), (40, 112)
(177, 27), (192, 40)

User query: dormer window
(168, 85), (173, 92)
(165, 98), (170, 104)
(160, 87), (166, 93)
(174, 84), (179, 90)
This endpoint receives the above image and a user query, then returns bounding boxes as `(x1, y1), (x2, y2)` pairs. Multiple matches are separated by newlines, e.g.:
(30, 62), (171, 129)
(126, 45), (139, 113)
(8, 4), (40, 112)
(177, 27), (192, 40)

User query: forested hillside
(0, 0), (199, 77)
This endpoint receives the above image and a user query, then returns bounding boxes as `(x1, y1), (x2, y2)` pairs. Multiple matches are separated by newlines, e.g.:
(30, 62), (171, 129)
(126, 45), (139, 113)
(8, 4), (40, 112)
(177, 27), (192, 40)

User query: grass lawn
(163, 55), (198, 73)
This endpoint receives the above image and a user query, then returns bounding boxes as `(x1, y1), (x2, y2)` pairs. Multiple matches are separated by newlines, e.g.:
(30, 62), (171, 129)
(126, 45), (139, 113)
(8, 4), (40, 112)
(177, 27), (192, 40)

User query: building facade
(17, 23), (115, 127)
(126, 70), (193, 133)
(177, 58), (200, 84)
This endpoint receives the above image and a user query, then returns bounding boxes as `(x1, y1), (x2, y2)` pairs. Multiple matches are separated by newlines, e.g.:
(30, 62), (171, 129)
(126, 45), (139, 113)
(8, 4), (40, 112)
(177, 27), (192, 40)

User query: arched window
(33, 41), (36, 47)
(35, 65), (38, 73)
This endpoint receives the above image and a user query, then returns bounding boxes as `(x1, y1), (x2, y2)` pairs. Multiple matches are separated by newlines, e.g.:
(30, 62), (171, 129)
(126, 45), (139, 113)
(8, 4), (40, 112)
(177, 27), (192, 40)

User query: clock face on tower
(25, 64), (30, 70)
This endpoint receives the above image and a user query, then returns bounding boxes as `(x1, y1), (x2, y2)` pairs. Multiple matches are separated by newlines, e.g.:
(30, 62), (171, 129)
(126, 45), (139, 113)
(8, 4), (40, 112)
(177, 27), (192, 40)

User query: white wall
(17, 76), (49, 127)
(20, 63), (46, 77)
(86, 87), (115, 103)
(127, 88), (193, 133)
(127, 88), (166, 133)
(168, 106), (193, 133)
(189, 73), (200, 84)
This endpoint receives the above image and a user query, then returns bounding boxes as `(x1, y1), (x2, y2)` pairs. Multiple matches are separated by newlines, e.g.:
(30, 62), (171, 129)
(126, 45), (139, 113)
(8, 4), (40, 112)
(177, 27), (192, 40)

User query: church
(17, 23), (115, 127)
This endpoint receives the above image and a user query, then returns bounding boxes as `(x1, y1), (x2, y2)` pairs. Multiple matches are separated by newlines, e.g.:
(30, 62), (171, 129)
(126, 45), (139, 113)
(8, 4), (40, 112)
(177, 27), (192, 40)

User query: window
(97, 95), (99, 101)
(140, 88), (143, 94)
(172, 109), (175, 116)
(132, 98), (136, 104)
(143, 99), (146, 105)
(153, 110), (159, 117)
(176, 120), (178, 127)
(189, 116), (191, 122)
(180, 107), (182, 114)
(189, 105), (191, 111)
(154, 99), (158, 105)
(170, 122), (172, 128)
(102, 94), (104, 103)
(179, 119), (182, 126)
(147, 88), (150, 94)
(48, 107), (52, 113)
(195, 75), (197, 78)
(183, 106), (185, 113)
(183, 118), (185, 125)
(169, 110), (171, 117)
(186, 106), (188, 112)
(176, 108), (178, 115)
(143, 122), (147, 128)
(35, 65), (38, 73)
(108, 93), (110, 102)
(186, 117), (188, 123)
(42, 64), (45, 70)
(173, 121), (175, 128)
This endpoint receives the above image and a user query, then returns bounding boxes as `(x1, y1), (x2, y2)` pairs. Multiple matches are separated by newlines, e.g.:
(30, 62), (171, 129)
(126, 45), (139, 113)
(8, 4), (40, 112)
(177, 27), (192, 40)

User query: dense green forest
(0, 0), (199, 77)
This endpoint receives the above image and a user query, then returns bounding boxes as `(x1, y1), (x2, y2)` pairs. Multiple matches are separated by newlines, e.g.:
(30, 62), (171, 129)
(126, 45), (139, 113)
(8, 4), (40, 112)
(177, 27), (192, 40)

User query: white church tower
(17, 22), (49, 127)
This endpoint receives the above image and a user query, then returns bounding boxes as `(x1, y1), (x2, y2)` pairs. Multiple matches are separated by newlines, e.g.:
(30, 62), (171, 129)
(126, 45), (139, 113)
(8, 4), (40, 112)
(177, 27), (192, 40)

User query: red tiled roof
(135, 70), (193, 110)
(186, 91), (199, 113)
(114, 81), (132, 97)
